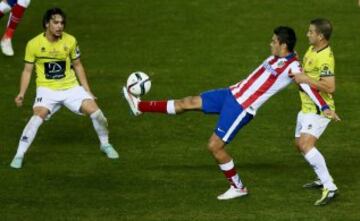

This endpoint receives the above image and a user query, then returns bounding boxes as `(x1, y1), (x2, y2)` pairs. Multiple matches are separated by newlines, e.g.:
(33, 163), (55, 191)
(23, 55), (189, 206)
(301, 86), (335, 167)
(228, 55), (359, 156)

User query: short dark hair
(310, 18), (332, 41)
(273, 26), (296, 52)
(42, 7), (66, 29)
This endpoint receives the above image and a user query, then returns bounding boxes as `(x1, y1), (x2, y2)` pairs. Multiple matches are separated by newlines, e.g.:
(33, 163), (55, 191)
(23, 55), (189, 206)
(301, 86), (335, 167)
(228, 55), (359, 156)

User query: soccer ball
(126, 71), (151, 96)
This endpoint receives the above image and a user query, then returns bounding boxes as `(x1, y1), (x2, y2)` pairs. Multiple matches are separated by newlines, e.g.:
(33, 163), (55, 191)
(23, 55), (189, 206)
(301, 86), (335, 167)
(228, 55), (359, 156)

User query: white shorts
(294, 111), (331, 139)
(33, 86), (93, 120)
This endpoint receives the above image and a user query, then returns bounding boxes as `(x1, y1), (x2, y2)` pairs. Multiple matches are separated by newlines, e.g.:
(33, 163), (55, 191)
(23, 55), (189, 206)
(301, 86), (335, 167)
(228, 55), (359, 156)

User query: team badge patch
(277, 61), (285, 69)
(320, 64), (334, 77)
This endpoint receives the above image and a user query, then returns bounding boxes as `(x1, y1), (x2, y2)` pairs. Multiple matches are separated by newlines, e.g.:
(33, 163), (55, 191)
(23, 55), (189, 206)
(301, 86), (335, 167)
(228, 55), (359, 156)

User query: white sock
(17, 0), (31, 8)
(15, 115), (43, 158)
(219, 160), (244, 189)
(166, 100), (176, 114)
(90, 109), (109, 145)
(0, 1), (11, 14)
(304, 147), (337, 190)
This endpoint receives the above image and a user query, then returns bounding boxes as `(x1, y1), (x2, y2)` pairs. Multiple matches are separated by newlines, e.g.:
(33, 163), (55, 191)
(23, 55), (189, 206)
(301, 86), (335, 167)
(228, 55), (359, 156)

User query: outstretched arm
(298, 83), (340, 121)
(15, 63), (34, 107)
(289, 70), (340, 120)
(291, 72), (335, 93)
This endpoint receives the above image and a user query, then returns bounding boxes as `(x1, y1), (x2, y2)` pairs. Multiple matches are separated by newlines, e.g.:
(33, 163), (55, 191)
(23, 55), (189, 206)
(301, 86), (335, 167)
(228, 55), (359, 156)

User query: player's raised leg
(1, 0), (31, 56)
(10, 107), (48, 169)
(123, 86), (202, 115)
(80, 99), (119, 159)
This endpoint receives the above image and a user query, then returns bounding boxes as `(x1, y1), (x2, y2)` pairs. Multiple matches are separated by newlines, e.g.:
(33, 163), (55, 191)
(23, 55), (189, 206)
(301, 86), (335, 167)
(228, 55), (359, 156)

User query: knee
(207, 137), (223, 154)
(81, 99), (99, 115)
(33, 108), (49, 120)
(297, 139), (312, 153)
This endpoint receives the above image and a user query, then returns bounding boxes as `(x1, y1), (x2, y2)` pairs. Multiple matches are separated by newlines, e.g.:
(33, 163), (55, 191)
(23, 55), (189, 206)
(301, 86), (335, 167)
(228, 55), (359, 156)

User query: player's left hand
(15, 94), (24, 107)
(323, 109), (341, 121)
(290, 72), (310, 84)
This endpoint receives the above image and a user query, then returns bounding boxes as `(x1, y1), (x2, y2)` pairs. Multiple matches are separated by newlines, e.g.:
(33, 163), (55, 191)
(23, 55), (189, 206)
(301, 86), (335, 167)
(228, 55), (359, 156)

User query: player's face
(270, 34), (281, 56)
(307, 24), (321, 45)
(46, 14), (65, 38)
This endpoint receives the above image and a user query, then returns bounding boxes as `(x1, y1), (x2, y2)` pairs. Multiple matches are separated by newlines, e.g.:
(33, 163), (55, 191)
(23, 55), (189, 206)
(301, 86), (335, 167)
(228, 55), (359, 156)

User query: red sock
(219, 161), (244, 189)
(138, 101), (168, 113)
(223, 168), (239, 188)
(4, 4), (26, 38)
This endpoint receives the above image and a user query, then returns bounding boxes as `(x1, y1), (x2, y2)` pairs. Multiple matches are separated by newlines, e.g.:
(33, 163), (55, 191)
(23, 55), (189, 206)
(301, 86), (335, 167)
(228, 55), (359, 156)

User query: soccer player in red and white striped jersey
(123, 26), (339, 201)
(0, 0), (30, 56)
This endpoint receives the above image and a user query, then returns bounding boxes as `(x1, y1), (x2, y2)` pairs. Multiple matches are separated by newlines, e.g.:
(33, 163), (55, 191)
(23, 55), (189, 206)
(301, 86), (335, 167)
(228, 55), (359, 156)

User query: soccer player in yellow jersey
(10, 8), (119, 169)
(291, 18), (339, 206)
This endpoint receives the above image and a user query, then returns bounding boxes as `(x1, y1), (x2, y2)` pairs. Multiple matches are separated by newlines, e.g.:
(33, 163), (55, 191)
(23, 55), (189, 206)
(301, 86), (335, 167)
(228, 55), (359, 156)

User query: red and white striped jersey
(230, 54), (329, 115)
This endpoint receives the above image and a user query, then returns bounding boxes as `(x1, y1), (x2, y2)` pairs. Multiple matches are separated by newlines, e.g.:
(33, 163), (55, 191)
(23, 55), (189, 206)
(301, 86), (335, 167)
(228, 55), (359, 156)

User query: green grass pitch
(0, 0), (359, 220)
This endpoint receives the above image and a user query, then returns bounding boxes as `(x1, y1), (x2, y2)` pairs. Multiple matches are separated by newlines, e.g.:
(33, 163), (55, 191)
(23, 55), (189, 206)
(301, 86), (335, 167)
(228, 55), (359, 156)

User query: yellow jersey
(24, 32), (81, 90)
(300, 45), (335, 113)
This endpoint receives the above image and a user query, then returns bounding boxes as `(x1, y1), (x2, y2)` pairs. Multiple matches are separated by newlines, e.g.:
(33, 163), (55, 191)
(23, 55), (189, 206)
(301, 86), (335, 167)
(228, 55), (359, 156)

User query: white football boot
(122, 86), (142, 116)
(217, 186), (248, 200)
(10, 156), (24, 169)
(1, 38), (14, 56)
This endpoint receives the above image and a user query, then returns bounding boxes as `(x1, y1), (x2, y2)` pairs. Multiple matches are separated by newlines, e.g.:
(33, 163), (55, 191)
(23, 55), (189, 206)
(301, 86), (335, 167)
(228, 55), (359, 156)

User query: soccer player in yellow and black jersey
(10, 8), (119, 169)
(291, 18), (340, 206)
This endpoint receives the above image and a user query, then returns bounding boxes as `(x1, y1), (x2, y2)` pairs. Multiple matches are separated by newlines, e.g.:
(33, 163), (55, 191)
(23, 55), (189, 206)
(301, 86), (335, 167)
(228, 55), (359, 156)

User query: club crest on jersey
(263, 61), (278, 76)
(277, 61), (285, 69)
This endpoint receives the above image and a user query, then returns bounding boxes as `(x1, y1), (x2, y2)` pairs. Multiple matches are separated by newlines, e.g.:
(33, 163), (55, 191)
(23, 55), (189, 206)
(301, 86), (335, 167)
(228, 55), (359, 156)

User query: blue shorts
(7, 0), (17, 7)
(201, 88), (253, 143)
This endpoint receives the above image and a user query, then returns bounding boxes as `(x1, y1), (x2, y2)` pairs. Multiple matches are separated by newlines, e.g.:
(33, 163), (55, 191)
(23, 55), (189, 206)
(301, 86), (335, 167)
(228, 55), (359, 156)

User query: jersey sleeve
(318, 54), (335, 77)
(299, 83), (329, 111)
(24, 41), (36, 63)
(290, 61), (329, 111)
(288, 60), (302, 75)
(70, 39), (81, 60)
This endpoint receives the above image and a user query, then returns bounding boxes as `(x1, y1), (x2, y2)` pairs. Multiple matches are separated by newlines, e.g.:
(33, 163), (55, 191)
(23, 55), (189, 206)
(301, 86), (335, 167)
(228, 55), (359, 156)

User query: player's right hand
(323, 109), (341, 122)
(15, 94), (24, 107)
